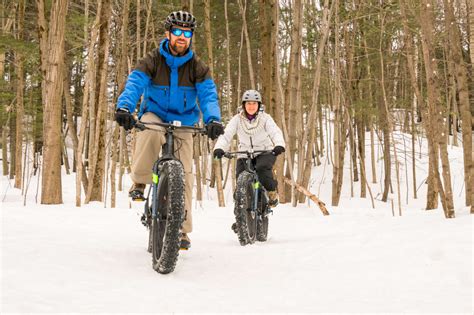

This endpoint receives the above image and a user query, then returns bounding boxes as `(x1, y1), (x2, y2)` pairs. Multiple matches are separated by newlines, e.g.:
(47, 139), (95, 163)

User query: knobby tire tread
(151, 160), (185, 274)
(234, 171), (257, 245)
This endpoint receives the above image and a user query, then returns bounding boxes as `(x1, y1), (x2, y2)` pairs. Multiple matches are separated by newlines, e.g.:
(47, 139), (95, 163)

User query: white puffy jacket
(215, 111), (285, 156)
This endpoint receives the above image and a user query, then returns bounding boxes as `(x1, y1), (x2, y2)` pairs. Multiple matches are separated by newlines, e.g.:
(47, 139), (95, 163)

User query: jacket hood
(160, 38), (194, 68)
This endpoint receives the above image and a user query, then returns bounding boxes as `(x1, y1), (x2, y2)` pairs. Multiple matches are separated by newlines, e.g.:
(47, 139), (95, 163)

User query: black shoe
(231, 222), (238, 234)
(268, 190), (279, 208)
(180, 233), (191, 250)
(129, 183), (146, 201)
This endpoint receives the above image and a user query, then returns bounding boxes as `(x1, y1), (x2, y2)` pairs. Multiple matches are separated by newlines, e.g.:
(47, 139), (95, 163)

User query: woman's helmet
(165, 11), (196, 31)
(241, 90), (262, 105)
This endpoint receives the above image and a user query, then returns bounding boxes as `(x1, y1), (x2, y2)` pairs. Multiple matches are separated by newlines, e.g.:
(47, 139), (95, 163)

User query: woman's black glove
(272, 146), (285, 156)
(213, 149), (225, 159)
(115, 108), (135, 130)
(206, 121), (224, 140)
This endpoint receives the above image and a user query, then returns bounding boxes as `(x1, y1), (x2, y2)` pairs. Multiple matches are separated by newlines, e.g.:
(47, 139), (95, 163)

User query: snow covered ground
(1, 132), (473, 313)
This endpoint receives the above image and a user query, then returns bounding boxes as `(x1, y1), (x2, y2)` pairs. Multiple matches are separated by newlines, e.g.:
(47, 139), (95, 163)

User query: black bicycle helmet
(165, 11), (196, 31)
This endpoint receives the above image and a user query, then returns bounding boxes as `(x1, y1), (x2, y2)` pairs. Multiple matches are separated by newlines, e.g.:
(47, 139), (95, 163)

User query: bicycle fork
(248, 181), (262, 220)
(151, 160), (161, 220)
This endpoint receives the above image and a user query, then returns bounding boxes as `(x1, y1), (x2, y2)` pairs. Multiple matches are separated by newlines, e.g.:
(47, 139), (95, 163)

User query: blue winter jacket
(117, 39), (221, 126)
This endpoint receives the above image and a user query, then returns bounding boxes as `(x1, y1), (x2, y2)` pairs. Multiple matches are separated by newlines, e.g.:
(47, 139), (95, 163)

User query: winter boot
(129, 183), (146, 201)
(180, 233), (191, 250)
(268, 190), (279, 208)
(231, 222), (238, 234)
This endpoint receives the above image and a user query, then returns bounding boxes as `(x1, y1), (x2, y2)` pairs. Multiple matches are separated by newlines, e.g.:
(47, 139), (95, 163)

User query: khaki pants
(131, 112), (194, 233)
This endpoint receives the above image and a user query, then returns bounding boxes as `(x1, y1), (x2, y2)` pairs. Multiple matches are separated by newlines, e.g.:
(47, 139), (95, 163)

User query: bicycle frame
(225, 149), (272, 215)
(135, 121), (206, 220)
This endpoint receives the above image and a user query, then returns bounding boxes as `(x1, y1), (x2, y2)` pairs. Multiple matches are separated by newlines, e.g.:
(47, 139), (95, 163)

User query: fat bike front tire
(151, 160), (185, 274)
(234, 171), (257, 245)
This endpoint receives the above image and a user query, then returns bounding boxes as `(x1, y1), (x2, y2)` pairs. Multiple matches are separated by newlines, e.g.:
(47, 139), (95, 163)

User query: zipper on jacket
(184, 92), (187, 111)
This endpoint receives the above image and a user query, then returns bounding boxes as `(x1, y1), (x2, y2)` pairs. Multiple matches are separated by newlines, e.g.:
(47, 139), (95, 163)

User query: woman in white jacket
(213, 90), (285, 207)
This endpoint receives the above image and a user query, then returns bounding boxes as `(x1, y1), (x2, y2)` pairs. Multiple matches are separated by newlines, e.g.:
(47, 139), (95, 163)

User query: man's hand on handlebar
(213, 148), (225, 159)
(206, 121), (224, 140)
(115, 108), (135, 130)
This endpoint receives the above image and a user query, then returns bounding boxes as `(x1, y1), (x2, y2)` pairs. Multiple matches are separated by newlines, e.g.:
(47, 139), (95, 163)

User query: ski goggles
(170, 28), (193, 38)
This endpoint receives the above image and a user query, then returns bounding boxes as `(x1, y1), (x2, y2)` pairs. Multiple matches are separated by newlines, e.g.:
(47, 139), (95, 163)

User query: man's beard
(170, 40), (189, 56)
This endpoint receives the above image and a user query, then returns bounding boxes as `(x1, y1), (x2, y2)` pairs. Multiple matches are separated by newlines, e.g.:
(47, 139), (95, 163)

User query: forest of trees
(0, 0), (473, 217)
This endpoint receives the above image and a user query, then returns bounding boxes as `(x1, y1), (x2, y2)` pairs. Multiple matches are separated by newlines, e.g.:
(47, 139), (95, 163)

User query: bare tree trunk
(61, 130), (70, 175)
(299, 0), (333, 203)
(9, 112), (15, 180)
(2, 120), (8, 176)
(117, 0), (131, 192)
(63, 66), (84, 183)
(362, 38), (377, 185)
(224, 0), (232, 118)
(378, 102), (391, 202)
(203, 0), (214, 82)
(110, 125), (119, 208)
(36, 0), (48, 107)
(204, 0), (224, 206)
(369, 117), (376, 183)
(443, 0), (473, 208)
(356, 115), (366, 198)
(14, 0), (25, 189)
(378, 11), (401, 213)
(284, 0), (303, 203)
(40, 0), (68, 204)
(259, 0), (273, 116)
(269, 0), (285, 202)
(272, 2), (297, 205)
(136, 0), (141, 63)
(411, 99), (418, 199)
(469, 0), (474, 213)
(66, 101), (88, 192)
(238, 0), (255, 89)
(331, 0), (346, 206)
(1, 5), (14, 177)
(142, 0), (152, 57)
(76, 4), (100, 207)
(85, 0), (111, 203)
(234, 22), (244, 113)
(418, 0), (455, 218)
(204, 1), (214, 190)
(401, 4), (418, 200)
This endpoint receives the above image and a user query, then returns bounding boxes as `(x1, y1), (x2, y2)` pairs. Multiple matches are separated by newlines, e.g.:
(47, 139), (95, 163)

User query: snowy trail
(2, 131), (473, 313)
(2, 193), (472, 313)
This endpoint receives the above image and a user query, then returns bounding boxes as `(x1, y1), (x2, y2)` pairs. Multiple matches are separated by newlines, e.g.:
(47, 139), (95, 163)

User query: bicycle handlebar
(134, 120), (207, 134)
(223, 150), (273, 159)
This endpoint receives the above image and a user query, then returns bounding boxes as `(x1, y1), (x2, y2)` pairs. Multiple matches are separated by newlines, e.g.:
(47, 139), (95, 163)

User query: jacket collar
(160, 39), (193, 68)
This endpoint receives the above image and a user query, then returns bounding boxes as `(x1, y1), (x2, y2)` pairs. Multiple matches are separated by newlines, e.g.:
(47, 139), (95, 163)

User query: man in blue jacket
(115, 11), (224, 250)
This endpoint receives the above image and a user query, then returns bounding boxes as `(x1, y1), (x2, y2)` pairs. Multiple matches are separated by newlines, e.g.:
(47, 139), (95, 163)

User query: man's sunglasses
(170, 28), (193, 38)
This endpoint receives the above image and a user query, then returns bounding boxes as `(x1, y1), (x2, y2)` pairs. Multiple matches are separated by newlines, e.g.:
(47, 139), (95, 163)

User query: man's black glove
(115, 108), (135, 130)
(213, 148), (225, 159)
(206, 121), (224, 140)
(272, 146), (285, 156)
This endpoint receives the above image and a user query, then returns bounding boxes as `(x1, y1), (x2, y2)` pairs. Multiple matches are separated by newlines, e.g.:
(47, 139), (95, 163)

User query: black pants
(236, 153), (277, 191)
